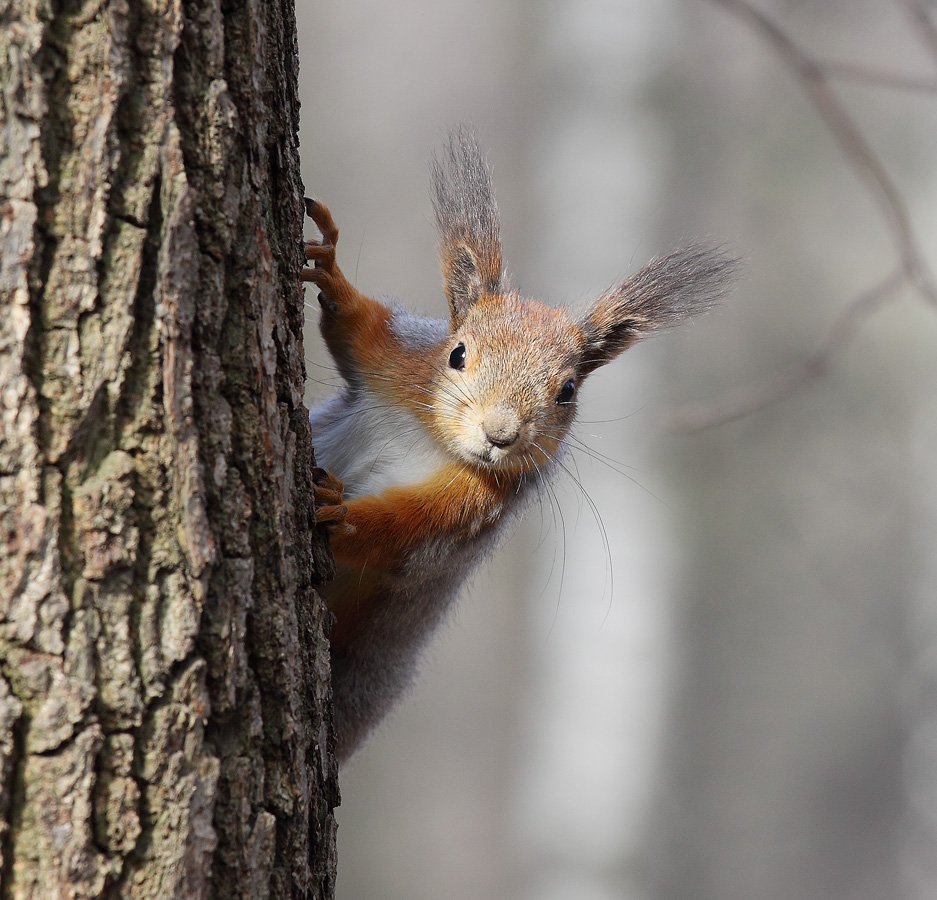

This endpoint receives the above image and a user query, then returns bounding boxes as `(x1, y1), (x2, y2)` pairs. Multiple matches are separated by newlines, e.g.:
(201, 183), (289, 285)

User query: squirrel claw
(304, 240), (334, 261)
(313, 467), (353, 534)
(302, 198), (343, 299)
(316, 502), (351, 528)
(304, 196), (339, 244)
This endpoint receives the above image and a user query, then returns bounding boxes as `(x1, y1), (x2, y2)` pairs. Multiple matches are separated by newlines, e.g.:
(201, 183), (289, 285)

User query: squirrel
(303, 127), (734, 764)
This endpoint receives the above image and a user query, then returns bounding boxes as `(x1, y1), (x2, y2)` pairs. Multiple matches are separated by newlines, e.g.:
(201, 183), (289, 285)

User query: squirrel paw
(302, 198), (344, 312)
(313, 466), (354, 535)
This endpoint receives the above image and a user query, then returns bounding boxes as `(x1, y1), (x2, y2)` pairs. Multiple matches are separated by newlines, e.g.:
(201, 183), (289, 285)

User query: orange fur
(330, 463), (512, 569)
(326, 464), (513, 652)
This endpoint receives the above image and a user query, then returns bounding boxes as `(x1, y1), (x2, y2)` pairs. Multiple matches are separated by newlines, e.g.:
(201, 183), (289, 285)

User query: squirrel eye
(449, 342), (467, 370)
(556, 378), (576, 405)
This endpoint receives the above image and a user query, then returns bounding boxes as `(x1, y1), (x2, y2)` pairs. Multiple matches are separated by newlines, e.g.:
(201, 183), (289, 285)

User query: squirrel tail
(431, 126), (505, 324)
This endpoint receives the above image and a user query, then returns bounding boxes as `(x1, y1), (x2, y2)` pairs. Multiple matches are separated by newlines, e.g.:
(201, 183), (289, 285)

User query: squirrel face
(432, 292), (583, 473)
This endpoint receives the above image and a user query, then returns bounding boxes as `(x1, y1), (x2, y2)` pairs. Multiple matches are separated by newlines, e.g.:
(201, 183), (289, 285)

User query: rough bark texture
(0, 0), (338, 896)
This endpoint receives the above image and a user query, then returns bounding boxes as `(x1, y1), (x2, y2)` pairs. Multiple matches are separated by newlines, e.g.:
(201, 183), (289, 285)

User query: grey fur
(579, 244), (737, 375)
(387, 304), (449, 352)
(612, 243), (736, 327)
(431, 126), (505, 319)
(328, 474), (543, 759)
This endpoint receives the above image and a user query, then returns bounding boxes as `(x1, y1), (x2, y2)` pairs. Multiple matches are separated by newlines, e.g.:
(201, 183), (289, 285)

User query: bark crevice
(0, 688), (26, 900)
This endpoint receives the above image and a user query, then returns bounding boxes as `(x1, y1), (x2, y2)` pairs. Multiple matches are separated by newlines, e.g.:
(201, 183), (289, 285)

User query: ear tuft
(432, 126), (505, 325)
(578, 244), (737, 376)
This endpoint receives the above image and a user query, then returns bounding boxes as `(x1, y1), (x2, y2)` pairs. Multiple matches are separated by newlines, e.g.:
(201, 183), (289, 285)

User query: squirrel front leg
(303, 198), (397, 388)
(325, 465), (507, 650)
(312, 466), (353, 533)
(328, 464), (488, 570)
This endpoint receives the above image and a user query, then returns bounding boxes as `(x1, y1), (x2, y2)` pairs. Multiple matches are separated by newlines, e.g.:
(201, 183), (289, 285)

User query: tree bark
(0, 0), (338, 897)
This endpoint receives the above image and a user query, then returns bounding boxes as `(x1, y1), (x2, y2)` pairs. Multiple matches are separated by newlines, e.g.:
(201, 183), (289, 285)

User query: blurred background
(296, 1), (937, 898)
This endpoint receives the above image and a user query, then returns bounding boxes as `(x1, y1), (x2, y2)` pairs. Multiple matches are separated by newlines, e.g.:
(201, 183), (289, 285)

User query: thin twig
(675, 0), (937, 430)
(901, 0), (937, 67)
(668, 269), (904, 431)
(824, 60), (937, 94)
(706, 0), (936, 304)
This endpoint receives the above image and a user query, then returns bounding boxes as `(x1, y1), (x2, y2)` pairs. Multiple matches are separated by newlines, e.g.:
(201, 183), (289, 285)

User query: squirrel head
(430, 245), (734, 473)
(429, 128), (735, 474)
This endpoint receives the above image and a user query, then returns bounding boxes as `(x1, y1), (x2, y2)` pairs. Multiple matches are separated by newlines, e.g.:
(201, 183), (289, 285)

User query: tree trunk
(0, 0), (338, 897)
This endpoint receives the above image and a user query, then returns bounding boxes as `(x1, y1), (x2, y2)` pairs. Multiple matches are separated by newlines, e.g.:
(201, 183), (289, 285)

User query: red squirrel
(303, 128), (733, 763)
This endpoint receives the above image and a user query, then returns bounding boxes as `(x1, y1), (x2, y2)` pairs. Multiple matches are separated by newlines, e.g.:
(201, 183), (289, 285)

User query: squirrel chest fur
(304, 128), (733, 763)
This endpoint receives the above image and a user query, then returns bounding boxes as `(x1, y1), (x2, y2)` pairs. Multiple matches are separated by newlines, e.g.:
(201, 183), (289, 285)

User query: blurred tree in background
(301, 2), (937, 899)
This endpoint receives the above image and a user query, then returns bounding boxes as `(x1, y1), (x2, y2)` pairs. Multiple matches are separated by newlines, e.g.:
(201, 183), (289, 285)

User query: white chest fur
(310, 392), (451, 499)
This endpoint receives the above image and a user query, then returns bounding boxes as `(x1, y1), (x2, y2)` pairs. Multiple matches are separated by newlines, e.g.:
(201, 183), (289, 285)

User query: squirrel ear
(578, 245), (736, 377)
(440, 241), (486, 323)
(432, 126), (505, 326)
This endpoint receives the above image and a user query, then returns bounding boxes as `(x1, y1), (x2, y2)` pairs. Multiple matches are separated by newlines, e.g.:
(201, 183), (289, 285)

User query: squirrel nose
(482, 407), (521, 448)
(487, 430), (518, 449)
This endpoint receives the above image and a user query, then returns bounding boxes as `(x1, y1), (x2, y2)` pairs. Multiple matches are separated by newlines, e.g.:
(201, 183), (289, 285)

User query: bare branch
(824, 60), (937, 94)
(677, 0), (937, 429)
(668, 269), (904, 431)
(706, 0), (936, 304)
(901, 0), (937, 68)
